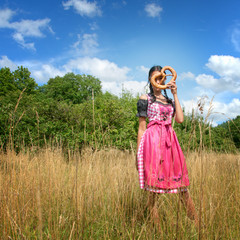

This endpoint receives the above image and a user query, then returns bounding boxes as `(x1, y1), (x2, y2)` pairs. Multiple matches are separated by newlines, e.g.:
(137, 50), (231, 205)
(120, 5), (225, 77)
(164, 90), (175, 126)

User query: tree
(0, 66), (38, 96)
(43, 73), (102, 104)
(13, 66), (38, 94)
(217, 116), (240, 149)
(0, 67), (17, 96)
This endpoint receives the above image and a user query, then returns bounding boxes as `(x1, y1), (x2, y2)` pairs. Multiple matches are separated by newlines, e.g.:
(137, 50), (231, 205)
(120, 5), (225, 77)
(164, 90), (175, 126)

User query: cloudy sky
(0, 0), (240, 125)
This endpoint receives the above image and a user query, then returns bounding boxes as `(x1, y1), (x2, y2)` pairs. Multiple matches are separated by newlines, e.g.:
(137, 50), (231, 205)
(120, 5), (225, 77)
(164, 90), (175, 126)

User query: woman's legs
(146, 190), (198, 229)
(147, 192), (161, 227)
(180, 190), (199, 227)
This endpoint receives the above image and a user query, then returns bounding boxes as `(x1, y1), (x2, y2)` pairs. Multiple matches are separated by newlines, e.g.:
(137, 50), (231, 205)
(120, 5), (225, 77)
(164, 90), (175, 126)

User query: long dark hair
(148, 65), (173, 105)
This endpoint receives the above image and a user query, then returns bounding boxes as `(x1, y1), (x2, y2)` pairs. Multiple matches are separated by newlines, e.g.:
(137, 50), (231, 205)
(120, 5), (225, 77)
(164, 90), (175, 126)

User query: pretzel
(150, 66), (177, 89)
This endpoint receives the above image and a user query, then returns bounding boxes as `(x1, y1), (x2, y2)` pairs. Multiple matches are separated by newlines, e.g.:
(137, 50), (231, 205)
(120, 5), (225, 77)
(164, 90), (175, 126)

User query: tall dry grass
(0, 146), (239, 239)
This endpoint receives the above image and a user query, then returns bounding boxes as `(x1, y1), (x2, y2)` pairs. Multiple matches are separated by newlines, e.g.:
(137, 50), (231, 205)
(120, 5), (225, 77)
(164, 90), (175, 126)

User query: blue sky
(0, 0), (240, 125)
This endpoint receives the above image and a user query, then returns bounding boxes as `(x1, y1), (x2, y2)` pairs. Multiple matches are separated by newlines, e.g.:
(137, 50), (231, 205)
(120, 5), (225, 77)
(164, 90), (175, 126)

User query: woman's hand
(166, 81), (177, 95)
(167, 81), (184, 123)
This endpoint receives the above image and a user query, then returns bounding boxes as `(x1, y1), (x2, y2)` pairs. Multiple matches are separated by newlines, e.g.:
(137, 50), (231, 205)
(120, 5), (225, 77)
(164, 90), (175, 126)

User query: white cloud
(11, 18), (51, 37)
(212, 98), (240, 120)
(179, 71), (195, 81)
(0, 8), (52, 50)
(101, 80), (147, 97)
(101, 81), (119, 95)
(0, 8), (15, 27)
(191, 86), (215, 98)
(89, 22), (98, 31)
(195, 55), (240, 93)
(12, 32), (36, 50)
(72, 33), (98, 56)
(144, 3), (163, 18)
(0, 55), (17, 70)
(64, 57), (130, 82)
(206, 55), (240, 77)
(0, 55), (131, 86)
(182, 97), (240, 125)
(196, 74), (225, 92)
(136, 65), (149, 74)
(112, 1), (127, 9)
(0, 55), (66, 83)
(32, 64), (67, 83)
(231, 22), (240, 52)
(122, 80), (148, 96)
(63, 0), (101, 17)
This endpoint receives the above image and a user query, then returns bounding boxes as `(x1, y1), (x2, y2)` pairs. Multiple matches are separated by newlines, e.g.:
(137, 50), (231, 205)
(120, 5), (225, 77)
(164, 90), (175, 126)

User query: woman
(136, 65), (198, 227)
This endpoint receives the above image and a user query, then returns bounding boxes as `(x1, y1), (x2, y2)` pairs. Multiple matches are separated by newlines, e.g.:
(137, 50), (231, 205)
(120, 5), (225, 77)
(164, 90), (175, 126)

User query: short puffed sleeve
(136, 99), (148, 117)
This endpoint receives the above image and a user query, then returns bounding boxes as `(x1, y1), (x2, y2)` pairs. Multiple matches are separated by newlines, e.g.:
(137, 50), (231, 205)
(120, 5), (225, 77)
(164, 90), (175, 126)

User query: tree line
(0, 66), (239, 153)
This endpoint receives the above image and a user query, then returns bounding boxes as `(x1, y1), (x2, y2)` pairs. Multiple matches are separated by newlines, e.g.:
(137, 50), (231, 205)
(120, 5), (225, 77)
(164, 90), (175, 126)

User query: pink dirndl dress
(137, 94), (189, 193)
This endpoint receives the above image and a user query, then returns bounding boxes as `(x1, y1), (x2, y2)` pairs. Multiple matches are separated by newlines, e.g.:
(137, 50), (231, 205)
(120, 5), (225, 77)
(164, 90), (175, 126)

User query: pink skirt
(137, 120), (189, 193)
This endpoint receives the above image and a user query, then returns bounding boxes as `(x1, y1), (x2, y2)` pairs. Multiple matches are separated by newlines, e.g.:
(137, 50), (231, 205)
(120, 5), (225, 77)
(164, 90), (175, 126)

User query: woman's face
(150, 70), (165, 92)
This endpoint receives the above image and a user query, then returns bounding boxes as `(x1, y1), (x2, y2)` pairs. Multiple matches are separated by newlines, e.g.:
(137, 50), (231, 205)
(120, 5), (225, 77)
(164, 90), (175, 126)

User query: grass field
(0, 146), (239, 239)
